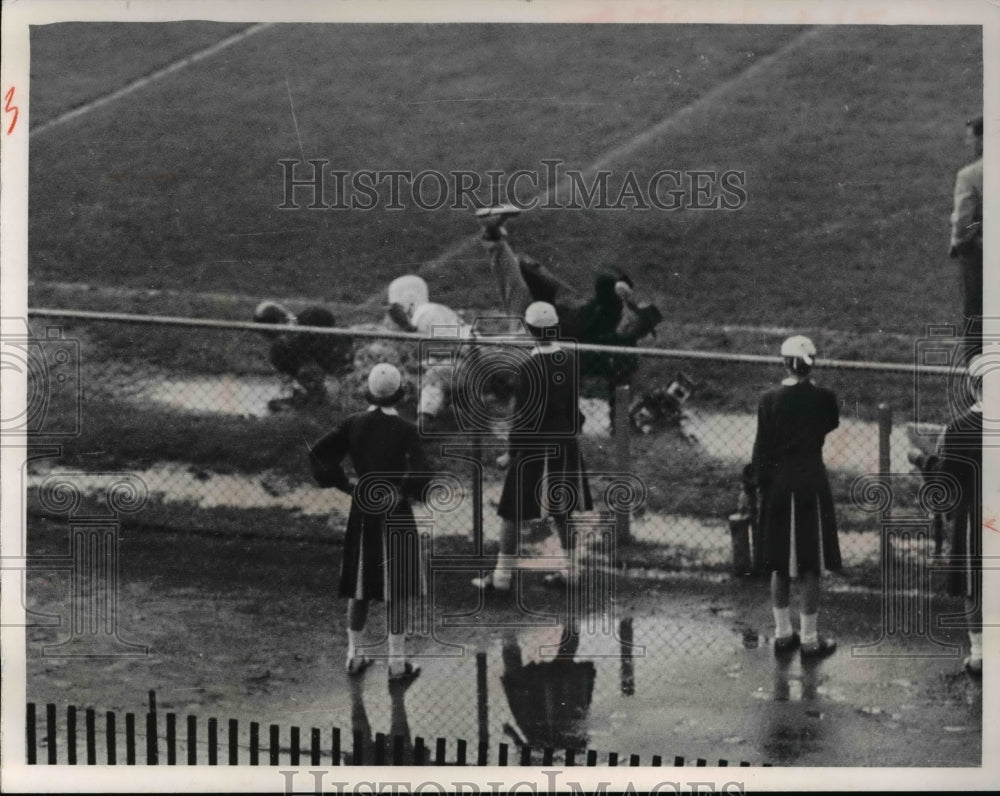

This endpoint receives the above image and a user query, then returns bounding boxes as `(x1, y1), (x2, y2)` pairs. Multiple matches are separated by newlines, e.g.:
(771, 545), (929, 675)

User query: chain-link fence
(20, 309), (978, 764)
(22, 309), (965, 584)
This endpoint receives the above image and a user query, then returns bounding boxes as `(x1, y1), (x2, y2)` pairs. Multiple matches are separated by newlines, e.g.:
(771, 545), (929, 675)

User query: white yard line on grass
(364, 24), (830, 301)
(29, 23), (274, 138)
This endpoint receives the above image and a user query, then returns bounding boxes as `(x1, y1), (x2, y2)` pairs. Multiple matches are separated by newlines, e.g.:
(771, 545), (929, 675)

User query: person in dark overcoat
(937, 353), (985, 676)
(473, 301), (592, 592)
(310, 363), (431, 683)
(752, 336), (841, 658)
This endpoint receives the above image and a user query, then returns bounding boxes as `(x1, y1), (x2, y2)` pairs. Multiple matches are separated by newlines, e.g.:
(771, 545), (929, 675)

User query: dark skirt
(338, 499), (423, 603)
(947, 507), (982, 599)
(497, 438), (593, 522)
(760, 483), (841, 576)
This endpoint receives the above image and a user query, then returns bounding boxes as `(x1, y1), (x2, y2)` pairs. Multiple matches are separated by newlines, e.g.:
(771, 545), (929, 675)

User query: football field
(14, 14), (987, 782)
(28, 22), (982, 338)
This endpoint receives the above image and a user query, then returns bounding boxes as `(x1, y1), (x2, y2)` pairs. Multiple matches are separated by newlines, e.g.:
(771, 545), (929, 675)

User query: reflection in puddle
(137, 375), (284, 418)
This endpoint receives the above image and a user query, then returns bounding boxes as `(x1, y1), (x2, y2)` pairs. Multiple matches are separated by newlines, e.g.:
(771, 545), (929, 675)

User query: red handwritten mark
(4, 86), (18, 135)
(984, 517), (999, 534)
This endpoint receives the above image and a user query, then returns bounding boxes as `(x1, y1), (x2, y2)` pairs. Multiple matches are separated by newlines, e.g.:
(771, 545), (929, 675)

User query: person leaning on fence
(472, 301), (593, 592)
(937, 353), (986, 677)
(309, 363), (432, 683)
(385, 274), (473, 429)
(253, 300), (353, 408)
(476, 206), (662, 428)
(751, 335), (842, 658)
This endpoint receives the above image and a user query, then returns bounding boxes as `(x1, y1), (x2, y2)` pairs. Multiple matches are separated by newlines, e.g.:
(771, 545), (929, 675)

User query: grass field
(28, 22), (982, 337)
(21, 21), (977, 580)
(18, 22), (985, 768)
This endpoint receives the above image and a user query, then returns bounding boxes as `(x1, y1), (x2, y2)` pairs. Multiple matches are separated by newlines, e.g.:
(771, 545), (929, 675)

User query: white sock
(567, 544), (581, 582)
(492, 553), (514, 589)
(800, 613), (818, 646)
(773, 607), (793, 638)
(388, 633), (405, 673)
(969, 631), (983, 662)
(347, 629), (361, 661)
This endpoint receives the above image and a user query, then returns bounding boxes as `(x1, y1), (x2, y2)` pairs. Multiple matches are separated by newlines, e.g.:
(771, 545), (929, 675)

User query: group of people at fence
(263, 204), (986, 688)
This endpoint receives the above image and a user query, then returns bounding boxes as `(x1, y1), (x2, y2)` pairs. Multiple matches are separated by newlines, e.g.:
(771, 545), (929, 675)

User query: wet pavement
(25, 521), (981, 767)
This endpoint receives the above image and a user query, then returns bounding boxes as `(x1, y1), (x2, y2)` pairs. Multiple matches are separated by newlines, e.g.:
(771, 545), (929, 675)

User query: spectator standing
(752, 336), (842, 658)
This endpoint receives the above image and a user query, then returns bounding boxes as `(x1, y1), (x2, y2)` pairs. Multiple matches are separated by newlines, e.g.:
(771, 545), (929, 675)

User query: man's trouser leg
(959, 249), (983, 352)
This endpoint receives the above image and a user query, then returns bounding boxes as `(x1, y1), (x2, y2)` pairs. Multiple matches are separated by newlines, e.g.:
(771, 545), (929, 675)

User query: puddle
(132, 371), (922, 474)
(682, 409), (918, 474)
(26, 460), (922, 571)
(137, 376), (308, 419)
(26, 464), (735, 557)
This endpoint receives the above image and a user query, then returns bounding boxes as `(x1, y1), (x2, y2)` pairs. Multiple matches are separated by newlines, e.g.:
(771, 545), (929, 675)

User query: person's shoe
(346, 656), (373, 677)
(542, 570), (579, 589)
(388, 662), (421, 686)
(773, 632), (800, 654)
(963, 656), (983, 677)
(476, 205), (520, 242)
(471, 572), (510, 592)
(475, 204), (521, 220)
(800, 636), (837, 659)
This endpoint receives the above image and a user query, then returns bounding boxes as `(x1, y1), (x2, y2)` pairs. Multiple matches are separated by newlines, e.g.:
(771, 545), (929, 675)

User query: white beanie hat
(525, 301), (559, 328)
(780, 335), (816, 365)
(367, 363), (403, 401)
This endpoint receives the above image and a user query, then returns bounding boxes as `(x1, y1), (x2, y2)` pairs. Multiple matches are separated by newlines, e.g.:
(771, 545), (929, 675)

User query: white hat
(367, 362), (403, 403)
(253, 301), (294, 325)
(525, 301), (558, 328)
(780, 335), (816, 365)
(388, 275), (429, 315)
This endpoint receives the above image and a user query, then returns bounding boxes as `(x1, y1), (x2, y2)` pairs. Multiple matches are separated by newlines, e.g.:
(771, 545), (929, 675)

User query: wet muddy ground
(25, 516), (980, 767)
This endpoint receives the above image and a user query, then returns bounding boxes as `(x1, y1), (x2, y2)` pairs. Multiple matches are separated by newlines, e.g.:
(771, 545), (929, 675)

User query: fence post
(67, 706), (78, 765)
(85, 708), (96, 765)
(46, 703), (57, 765)
(476, 652), (488, 756)
(878, 404), (892, 485)
(26, 703), (36, 765)
(614, 384), (632, 545)
(470, 435), (483, 549)
(106, 711), (117, 765)
(878, 403), (893, 565)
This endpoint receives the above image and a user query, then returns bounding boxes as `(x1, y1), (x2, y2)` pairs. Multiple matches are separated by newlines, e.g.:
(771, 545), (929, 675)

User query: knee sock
(348, 629), (361, 661)
(773, 607), (793, 639)
(969, 631), (983, 662)
(493, 553), (514, 589)
(388, 633), (405, 674)
(800, 613), (818, 646)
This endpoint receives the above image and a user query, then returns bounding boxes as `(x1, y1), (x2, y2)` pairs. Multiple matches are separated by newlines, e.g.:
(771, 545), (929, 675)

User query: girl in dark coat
(752, 336), (841, 658)
(310, 363), (431, 683)
(937, 354), (985, 676)
(473, 301), (593, 591)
